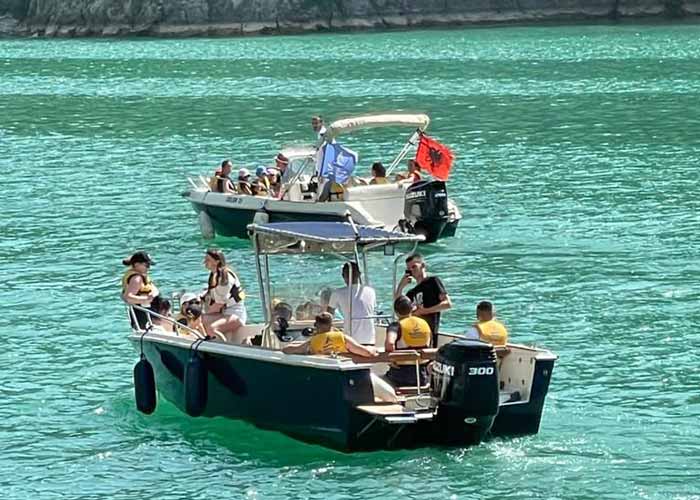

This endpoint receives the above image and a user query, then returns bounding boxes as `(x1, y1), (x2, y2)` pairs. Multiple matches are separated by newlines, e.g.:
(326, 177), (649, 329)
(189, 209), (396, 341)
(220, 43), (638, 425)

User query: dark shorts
(385, 364), (429, 387)
(130, 307), (151, 331)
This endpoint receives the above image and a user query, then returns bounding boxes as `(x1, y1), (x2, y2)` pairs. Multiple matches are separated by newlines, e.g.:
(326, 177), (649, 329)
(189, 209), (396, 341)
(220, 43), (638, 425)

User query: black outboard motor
(431, 340), (499, 445)
(402, 180), (449, 243)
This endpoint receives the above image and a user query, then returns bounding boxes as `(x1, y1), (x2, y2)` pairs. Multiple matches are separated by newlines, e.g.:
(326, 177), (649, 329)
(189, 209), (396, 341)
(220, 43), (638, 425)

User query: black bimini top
(248, 222), (424, 254)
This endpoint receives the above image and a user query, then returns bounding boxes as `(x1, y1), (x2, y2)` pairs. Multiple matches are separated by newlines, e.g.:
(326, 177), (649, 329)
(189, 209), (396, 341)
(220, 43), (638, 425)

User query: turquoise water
(2, 23), (700, 499)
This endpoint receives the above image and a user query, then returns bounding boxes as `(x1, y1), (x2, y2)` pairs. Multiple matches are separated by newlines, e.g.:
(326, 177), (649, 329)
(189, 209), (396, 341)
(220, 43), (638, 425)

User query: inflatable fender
(198, 211), (215, 239)
(133, 357), (156, 415)
(184, 353), (208, 417)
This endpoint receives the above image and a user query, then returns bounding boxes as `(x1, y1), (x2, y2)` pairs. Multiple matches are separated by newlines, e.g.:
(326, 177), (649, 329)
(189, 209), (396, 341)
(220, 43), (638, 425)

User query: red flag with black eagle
(414, 133), (454, 181)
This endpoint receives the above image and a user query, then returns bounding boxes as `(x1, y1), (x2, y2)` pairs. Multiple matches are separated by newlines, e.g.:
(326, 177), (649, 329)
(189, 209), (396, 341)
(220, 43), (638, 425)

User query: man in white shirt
(327, 262), (377, 345)
(311, 115), (327, 141)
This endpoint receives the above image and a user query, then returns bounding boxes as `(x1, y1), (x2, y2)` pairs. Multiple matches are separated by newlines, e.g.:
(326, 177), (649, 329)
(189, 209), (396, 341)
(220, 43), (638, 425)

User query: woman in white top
(202, 249), (247, 341)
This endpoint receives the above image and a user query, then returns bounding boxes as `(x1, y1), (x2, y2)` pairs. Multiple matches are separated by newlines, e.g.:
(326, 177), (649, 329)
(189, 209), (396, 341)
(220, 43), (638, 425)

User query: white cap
(179, 292), (198, 308)
(238, 167), (251, 179)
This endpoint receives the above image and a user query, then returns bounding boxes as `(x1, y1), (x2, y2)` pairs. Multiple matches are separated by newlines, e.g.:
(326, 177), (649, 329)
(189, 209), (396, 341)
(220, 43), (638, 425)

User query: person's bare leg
(202, 313), (223, 336)
(209, 315), (242, 342)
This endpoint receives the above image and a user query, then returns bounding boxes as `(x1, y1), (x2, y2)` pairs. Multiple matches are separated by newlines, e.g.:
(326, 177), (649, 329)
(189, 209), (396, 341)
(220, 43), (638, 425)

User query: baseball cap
(238, 167), (251, 179)
(122, 251), (154, 266)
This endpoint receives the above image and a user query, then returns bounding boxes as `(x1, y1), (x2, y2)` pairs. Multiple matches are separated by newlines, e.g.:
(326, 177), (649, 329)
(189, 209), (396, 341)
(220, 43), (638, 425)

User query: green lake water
(1, 23), (699, 499)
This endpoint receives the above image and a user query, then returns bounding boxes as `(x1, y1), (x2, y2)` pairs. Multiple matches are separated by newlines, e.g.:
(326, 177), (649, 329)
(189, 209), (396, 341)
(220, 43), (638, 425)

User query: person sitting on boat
(237, 168), (254, 195)
(282, 312), (377, 357)
(464, 300), (509, 346)
(369, 162), (389, 185)
(395, 159), (422, 183)
(395, 252), (451, 347)
(210, 159), (236, 193)
(175, 292), (204, 336)
(327, 262), (377, 346)
(148, 295), (175, 334)
(121, 251), (159, 330)
(384, 295), (432, 387)
(266, 167), (283, 198)
(252, 166), (271, 196)
(201, 248), (247, 342)
(181, 302), (207, 338)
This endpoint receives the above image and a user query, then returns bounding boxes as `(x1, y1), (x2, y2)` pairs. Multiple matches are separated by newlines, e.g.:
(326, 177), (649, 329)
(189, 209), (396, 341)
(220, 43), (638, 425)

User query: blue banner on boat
(319, 143), (358, 184)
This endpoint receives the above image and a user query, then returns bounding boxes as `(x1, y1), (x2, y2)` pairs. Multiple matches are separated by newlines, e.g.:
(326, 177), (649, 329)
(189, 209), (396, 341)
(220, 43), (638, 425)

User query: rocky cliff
(1, 0), (699, 37)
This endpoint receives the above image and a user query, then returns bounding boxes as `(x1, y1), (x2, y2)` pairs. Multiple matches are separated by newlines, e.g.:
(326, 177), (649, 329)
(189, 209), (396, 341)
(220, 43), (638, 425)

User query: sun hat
(275, 153), (289, 165)
(179, 292), (198, 308)
(238, 167), (251, 179)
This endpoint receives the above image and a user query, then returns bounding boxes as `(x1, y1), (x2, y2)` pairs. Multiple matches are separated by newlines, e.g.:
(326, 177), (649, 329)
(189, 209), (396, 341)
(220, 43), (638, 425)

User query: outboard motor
(431, 340), (499, 445)
(402, 180), (449, 243)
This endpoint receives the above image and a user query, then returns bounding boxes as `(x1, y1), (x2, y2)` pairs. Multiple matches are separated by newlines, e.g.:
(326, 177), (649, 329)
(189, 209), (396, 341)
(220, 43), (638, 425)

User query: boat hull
(490, 356), (556, 437)
(187, 191), (460, 242)
(134, 336), (493, 451)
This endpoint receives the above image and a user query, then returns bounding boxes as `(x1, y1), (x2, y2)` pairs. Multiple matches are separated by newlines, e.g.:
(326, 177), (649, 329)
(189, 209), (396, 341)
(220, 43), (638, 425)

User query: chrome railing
(127, 304), (207, 339)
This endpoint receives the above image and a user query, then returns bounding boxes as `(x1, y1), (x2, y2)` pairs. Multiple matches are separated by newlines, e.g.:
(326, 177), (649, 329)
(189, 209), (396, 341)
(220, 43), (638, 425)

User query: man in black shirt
(395, 253), (452, 346)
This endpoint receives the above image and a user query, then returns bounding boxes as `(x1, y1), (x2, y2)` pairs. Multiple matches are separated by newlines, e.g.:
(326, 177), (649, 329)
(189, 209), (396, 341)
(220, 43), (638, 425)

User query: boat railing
(127, 304), (207, 339)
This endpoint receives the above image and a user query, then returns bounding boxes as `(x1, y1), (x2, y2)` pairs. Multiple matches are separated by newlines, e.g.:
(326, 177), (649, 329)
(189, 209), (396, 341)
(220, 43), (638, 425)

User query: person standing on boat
(201, 249), (247, 342)
(283, 313), (377, 357)
(311, 115), (327, 141)
(327, 262), (377, 345)
(121, 251), (159, 330)
(274, 153), (292, 183)
(395, 253), (451, 346)
(464, 300), (509, 346)
(384, 295), (432, 386)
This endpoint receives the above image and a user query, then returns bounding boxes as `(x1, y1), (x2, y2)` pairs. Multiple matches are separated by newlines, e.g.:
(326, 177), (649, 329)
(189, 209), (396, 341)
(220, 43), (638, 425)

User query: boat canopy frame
(283, 113), (431, 191)
(248, 220), (423, 348)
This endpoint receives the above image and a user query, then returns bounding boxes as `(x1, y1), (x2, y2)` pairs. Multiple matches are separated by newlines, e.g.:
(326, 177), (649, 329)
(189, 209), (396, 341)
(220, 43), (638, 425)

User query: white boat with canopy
(184, 113), (461, 243)
(126, 221), (556, 451)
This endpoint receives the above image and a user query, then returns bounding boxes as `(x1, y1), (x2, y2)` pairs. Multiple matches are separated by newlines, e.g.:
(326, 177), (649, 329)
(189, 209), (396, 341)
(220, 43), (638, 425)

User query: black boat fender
(184, 339), (208, 417)
(133, 330), (156, 414)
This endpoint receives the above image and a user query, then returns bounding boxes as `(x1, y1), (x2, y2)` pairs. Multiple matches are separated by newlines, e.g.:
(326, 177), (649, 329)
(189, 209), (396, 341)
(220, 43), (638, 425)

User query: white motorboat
(184, 114), (461, 243)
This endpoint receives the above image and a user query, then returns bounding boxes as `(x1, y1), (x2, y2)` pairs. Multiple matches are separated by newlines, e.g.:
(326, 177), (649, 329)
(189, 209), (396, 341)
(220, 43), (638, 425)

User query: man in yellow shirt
(282, 313), (377, 357)
(465, 301), (508, 346)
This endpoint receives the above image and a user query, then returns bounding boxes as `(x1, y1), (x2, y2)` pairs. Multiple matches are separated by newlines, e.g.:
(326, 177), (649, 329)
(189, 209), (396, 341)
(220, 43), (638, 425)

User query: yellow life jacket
(121, 269), (153, 296)
(370, 176), (389, 185)
(329, 182), (345, 201)
(309, 330), (347, 355)
(474, 319), (508, 346)
(396, 316), (432, 349)
(393, 316), (431, 366)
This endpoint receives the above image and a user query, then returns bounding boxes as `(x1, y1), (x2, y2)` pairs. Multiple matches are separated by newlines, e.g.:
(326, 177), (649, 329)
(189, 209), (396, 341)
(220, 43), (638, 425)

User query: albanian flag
(415, 133), (454, 181)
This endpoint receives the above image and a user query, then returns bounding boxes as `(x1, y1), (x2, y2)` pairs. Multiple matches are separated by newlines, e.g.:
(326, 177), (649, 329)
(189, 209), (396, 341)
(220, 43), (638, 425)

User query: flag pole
(387, 129), (420, 175)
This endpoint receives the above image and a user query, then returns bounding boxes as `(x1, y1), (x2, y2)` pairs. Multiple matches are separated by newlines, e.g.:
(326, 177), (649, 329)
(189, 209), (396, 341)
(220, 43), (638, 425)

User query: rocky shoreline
(1, 1), (700, 38)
